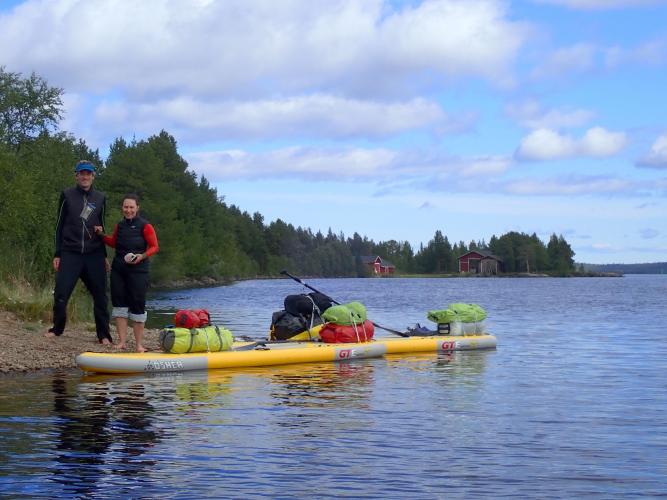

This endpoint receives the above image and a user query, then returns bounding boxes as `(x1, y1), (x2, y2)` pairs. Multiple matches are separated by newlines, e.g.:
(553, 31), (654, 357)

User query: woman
(95, 194), (159, 352)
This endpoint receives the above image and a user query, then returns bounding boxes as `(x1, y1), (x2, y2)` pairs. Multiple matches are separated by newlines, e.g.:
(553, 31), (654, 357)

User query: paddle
(232, 337), (317, 351)
(232, 339), (316, 351)
(279, 270), (409, 337)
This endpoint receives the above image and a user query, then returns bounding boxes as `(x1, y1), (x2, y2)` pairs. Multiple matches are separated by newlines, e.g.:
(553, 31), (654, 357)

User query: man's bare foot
(100, 337), (112, 345)
(136, 345), (148, 353)
(115, 343), (127, 350)
(44, 331), (57, 338)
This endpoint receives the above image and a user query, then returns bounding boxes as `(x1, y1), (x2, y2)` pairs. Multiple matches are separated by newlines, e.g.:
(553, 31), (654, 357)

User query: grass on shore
(0, 276), (94, 323)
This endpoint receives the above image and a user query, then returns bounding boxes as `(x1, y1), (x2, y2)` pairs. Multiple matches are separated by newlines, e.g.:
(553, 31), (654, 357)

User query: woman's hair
(122, 193), (140, 205)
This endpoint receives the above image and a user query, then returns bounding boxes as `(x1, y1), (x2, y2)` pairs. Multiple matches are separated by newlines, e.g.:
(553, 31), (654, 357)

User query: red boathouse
(360, 256), (396, 275)
(458, 250), (503, 274)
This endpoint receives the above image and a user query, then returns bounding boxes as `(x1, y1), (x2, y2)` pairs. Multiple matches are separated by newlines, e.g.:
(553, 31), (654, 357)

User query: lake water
(1, 275), (666, 498)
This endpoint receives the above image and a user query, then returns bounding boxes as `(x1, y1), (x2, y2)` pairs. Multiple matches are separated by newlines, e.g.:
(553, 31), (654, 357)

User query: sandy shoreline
(0, 310), (161, 373)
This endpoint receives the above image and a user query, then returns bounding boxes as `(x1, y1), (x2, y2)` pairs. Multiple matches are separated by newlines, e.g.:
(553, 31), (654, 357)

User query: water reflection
(110, 362), (379, 405)
(79, 361), (379, 409)
(49, 375), (161, 496)
(264, 362), (375, 408)
(385, 349), (492, 381)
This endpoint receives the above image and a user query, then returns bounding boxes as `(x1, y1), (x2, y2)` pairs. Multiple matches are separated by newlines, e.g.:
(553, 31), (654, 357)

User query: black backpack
(270, 310), (324, 340)
(284, 292), (334, 316)
(309, 292), (334, 313)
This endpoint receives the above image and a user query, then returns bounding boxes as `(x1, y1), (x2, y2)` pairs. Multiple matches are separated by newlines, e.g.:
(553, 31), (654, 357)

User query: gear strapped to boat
(159, 325), (233, 354)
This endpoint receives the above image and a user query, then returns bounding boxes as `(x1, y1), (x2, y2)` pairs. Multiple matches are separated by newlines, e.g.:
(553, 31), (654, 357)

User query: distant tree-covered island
(583, 262), (667, 275)
(0, 67), (623, 290)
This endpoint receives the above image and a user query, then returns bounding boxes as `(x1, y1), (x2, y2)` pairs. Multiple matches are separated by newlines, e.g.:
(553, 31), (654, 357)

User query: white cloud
(199, 142), (646, 198)
(376, 0), (526, 87)
(505, 176), (636, 195)
(605, 38), (667, 68)
(187, 146), (515, 185)
(0, 0), (524, 145)
(91, 94), (458, 142)
(531, 43), (597, 79)
(515, 128), (577, 160)
(460, 156), (512, 177)
(413, 169), (649, 197)
(0, 0), (527, 98)
(579, 127), (628, 157)
(59, 93), (87, 133)
(530, 37), (665, 80)
(505, 100), (595, 129)
(636, 134), (667, 168)
(516, 127), (627, 161)
(186, 146), (400, 181)
(534, 0), (667, 9)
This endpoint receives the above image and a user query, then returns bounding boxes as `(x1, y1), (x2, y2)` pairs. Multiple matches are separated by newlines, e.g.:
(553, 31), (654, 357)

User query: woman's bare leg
(133, 322), (146, 352)
(115, 317), (128, 349)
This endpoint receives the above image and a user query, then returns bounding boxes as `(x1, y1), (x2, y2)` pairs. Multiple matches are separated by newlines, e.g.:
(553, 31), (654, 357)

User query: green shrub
(0, 277), (94, 324)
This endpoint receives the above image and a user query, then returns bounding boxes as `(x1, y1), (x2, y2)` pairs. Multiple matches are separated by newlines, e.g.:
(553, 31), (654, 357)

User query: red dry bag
(174, 309), (210, 329)
(319, 320), (374, 343)
(193, 309), (210, 327)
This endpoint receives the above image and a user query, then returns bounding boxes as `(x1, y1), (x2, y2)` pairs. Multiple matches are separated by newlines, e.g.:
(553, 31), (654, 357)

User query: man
(46, 160), (113, 344)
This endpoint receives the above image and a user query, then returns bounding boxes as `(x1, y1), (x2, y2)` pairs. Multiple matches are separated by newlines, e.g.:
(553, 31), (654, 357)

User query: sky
(1, 0), (667, 264)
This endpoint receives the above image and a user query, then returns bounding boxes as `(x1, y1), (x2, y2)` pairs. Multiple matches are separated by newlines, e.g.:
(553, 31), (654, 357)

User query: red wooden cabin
(360, 255), (396, 275)
(458, 250), (503, 274)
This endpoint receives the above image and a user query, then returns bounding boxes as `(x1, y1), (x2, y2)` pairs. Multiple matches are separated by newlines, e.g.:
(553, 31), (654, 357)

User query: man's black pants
(51, 251), (111, 342)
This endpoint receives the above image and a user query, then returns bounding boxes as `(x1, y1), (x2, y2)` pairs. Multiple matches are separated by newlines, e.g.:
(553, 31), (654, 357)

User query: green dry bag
(159, 325), (234, 354)
(427, 303), (487, 324)
(321, 301), (367, 325)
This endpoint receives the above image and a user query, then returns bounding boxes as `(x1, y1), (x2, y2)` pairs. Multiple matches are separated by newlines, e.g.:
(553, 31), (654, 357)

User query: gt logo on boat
(338, 349), (352, 359)
(440, 341), (456, 351)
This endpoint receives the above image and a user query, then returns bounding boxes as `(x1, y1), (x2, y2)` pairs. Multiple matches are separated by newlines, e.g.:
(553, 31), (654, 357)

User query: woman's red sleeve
(143, 224), (159, 257)
(103, 225), (118, 247)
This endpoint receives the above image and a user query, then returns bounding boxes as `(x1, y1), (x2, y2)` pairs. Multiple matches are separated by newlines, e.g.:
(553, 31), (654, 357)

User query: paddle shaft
(280, 270), (409, 337)
(280, 270), (341, 304)
(233, 338), (317, 351)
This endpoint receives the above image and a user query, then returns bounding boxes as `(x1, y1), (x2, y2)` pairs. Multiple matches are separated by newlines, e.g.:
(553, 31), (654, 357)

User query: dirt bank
(0, 310), (161, 373)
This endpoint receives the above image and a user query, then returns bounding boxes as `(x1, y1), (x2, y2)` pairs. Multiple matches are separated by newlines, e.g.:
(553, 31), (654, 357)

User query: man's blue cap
(75, 161), (96, 173)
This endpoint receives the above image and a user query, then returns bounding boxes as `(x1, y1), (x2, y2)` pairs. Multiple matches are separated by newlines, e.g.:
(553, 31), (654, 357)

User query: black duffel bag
(284, 292), (334, 316)
(309, 292), (334, 313)
(270, 310), (324, 340)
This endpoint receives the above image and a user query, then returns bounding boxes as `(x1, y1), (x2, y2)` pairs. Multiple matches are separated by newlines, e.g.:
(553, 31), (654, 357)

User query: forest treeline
(584, 262), (667, 274)
(0, 68), (576, 286)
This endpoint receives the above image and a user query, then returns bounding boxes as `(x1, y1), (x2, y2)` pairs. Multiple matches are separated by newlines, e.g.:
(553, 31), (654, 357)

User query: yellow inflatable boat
(75, 334), (496, 374)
